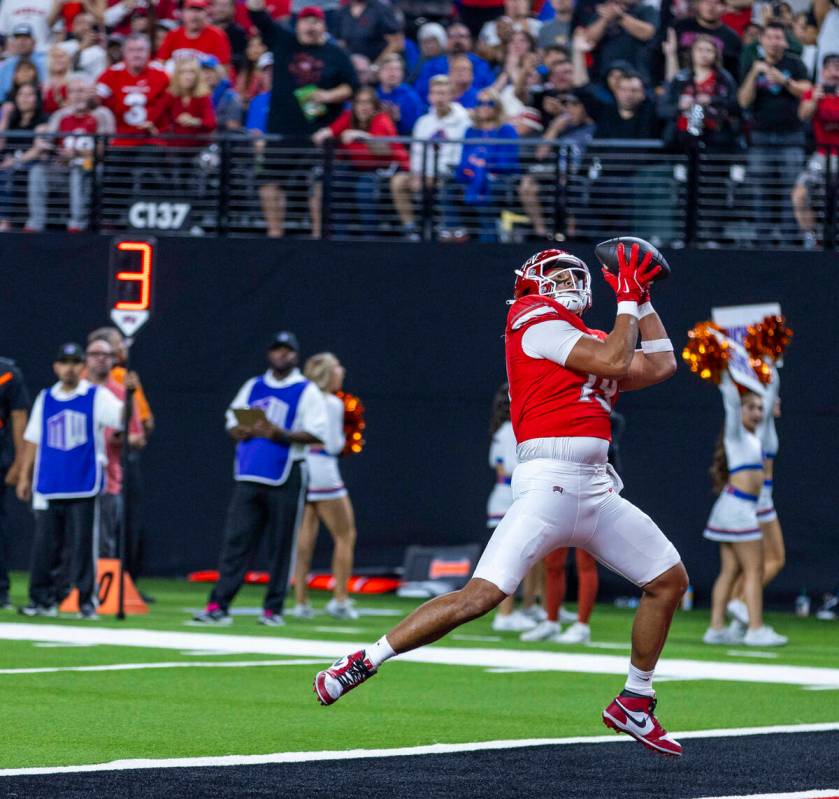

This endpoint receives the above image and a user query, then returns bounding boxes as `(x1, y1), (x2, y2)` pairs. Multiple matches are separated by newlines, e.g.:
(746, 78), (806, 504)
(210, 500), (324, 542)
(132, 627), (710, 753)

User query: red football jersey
(97, 64), (171, 145)
(156, 25), (232, 65)
(56, 112), (100, 150)
(505, 295), (617, 443)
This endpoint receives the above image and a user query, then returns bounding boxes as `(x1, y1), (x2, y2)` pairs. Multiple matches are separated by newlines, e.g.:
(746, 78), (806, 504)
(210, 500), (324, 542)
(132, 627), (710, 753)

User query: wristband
(616, 301), (639, 319)
(641, 338), (674, 354)
(638, 301), (655, 319)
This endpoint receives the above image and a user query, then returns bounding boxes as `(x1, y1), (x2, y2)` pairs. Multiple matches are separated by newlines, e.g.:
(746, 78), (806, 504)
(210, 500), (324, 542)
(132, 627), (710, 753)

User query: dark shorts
(256, 142), (323, 190)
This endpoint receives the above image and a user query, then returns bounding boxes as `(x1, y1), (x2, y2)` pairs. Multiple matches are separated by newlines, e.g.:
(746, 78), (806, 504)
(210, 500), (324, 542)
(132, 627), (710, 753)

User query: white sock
(625, 663), (655, 696)
(367, 635), (396, 668)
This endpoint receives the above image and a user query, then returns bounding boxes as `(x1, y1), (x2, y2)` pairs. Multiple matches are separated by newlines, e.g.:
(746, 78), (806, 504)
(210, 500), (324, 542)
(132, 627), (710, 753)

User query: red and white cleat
(602, 693), (682, 757)
(313, 650), (377, 706)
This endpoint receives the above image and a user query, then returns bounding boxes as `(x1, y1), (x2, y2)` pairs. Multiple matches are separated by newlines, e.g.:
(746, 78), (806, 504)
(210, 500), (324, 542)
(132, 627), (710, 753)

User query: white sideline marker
(3, 623), (839, 689)
(1, 722), (838, 778)
(0, 659), (325, 676)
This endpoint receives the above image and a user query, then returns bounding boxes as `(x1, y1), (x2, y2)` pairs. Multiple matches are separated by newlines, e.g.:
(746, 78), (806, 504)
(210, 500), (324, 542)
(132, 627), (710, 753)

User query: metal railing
(0, 131), (836, 248)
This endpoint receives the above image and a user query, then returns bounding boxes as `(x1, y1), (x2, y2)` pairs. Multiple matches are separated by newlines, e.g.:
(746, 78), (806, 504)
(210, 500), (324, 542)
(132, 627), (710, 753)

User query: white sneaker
(325, 598), (359, 620)
(726, 599), (750, 626)
(553, 621), (591, 644)
(520, 619), (560, 642)
(492, 610), (537, 632)
(290, 603), (315, 619)
(522, 605), (548, 622)
(703, 626), (733, 644)
(744, 625), (788, 647)
(559, 607), (578, 623)
(727, 619), (746, 643)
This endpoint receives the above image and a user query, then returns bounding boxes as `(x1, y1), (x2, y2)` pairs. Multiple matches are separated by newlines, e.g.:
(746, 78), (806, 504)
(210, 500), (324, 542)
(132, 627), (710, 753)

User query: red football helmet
(513, 249), (592, 314)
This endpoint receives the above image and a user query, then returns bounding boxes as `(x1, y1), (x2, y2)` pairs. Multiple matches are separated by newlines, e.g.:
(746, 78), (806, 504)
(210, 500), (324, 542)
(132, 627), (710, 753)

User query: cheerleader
(727, 365), (784, 630)
(487, 383), (544, 633)
(292, 353), (359, 621)
(702, 370), (787, 646)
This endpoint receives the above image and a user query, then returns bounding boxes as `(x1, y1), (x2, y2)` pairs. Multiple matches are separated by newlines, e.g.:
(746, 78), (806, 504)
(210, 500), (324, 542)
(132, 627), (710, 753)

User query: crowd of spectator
(0, 0), (838, 242)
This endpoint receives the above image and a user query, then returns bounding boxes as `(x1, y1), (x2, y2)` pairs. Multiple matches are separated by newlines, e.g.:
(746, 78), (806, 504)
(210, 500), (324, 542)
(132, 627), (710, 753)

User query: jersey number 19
(580, 374), (617, 412)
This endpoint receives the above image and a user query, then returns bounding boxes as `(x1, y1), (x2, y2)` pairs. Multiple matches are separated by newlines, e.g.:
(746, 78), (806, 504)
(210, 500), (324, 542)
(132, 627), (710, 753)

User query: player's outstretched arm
(617, 303), (677, 392)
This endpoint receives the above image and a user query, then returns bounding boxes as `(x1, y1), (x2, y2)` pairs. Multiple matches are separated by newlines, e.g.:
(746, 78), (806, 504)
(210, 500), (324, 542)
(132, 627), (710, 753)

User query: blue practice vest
(35, 385), (101, 499)
(234, 377), (308, 486)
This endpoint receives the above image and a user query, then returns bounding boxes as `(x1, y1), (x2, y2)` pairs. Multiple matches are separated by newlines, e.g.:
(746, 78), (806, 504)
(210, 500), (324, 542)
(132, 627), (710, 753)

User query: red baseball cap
(298, 5), (325, 20)
(184, 0), (209, 9)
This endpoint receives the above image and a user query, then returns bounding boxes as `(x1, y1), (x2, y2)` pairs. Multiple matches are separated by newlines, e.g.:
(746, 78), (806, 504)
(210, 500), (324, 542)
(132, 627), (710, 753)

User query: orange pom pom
(744, 315), (793, 363)
(682, 321), (730, 383)
(336, 390), (366, 456)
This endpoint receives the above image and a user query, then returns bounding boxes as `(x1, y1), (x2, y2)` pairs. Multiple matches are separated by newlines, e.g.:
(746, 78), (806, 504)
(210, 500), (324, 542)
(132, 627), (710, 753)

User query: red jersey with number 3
(505, 294), (617, 443)
(96, 63), (171, 145)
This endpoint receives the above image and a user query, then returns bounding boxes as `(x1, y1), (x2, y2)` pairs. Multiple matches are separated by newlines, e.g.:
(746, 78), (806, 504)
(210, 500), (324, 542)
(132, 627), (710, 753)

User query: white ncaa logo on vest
(46, 410), (88, 451)
(252, 396), (289, 428)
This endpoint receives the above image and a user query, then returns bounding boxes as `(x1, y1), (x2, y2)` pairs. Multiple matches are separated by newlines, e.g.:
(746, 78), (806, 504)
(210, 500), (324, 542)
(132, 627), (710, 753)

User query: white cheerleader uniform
(487, 421), (518, 529)
(703, 372), (764, 543)
(305, 393), (348, 502)
(756, 365), (779, 524)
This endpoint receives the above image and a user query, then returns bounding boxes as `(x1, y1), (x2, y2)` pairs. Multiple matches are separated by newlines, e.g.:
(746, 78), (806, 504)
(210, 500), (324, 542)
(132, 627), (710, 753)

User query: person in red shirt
(42, 46), (71, 115)
(311, 86), (415, 237)
(154, 56), (216, 145)
(792, 52), (839, 247)
(314, 245), (690, 759)
(47, 0), (105, 36)
(156, 0), (232, 69)
(96, 33), (170, 145)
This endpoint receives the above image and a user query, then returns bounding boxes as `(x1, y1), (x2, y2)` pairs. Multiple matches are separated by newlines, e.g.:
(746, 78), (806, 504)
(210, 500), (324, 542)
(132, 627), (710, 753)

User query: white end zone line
(692, 792), (839, 799)
(1, 722), (838, 778)
(3, 623), (839, 689)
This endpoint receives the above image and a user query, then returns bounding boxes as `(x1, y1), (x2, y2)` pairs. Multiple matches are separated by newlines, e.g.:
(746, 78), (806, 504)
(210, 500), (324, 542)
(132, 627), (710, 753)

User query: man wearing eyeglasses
(83, 337), (144, 559)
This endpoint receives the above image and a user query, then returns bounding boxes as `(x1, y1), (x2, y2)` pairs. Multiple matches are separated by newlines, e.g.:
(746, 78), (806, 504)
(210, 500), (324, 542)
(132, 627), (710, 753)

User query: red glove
(601, 265), (650, 303)
(615, 242), (662, 303)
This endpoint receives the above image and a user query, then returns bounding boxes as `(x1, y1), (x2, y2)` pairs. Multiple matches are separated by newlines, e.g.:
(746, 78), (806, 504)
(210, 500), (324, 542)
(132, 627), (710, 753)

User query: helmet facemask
(541, 264), (591, 314)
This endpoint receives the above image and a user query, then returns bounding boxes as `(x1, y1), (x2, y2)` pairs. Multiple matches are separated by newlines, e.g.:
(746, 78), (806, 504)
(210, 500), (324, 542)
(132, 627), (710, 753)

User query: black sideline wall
(2, 235), (837, 603)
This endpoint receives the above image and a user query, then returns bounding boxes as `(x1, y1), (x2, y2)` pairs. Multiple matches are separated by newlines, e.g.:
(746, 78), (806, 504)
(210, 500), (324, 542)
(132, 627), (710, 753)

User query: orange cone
(59, 558), (148, 615)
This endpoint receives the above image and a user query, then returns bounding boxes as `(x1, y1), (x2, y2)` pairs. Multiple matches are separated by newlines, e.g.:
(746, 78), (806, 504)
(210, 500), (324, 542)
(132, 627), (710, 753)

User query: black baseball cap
(55, 342), (84, 363)
(268, 331), (300, 352)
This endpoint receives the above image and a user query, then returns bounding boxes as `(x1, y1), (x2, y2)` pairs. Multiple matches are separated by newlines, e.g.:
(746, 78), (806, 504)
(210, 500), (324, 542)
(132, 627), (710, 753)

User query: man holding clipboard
(194, 331), (328, 626)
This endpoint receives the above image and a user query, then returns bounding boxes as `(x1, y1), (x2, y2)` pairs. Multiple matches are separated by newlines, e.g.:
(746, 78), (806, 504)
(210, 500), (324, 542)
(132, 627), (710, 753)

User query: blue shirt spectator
(413, 23), (494, 101)
(246, 90), (271, 132)
(201, 55), (243, 131)
(0, 25), (46, 100)
(456, 94), (519, 203)
(376, 55), (426, 135)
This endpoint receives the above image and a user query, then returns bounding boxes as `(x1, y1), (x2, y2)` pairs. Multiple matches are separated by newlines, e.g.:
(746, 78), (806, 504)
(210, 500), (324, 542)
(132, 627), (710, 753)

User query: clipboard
(233, 407), (267, 427)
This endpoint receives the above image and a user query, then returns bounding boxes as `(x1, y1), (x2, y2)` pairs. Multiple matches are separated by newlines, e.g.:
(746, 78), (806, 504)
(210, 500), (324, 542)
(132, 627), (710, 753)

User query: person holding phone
(792, 52), (839, 247)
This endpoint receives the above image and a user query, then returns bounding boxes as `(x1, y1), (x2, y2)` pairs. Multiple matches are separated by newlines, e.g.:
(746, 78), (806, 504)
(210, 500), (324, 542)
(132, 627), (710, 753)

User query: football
(594, 237), (671, 281)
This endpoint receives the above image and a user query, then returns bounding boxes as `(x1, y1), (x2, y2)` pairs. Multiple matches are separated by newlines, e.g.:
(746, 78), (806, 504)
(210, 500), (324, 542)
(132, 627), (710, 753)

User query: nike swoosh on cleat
(615, 701), (654, 734)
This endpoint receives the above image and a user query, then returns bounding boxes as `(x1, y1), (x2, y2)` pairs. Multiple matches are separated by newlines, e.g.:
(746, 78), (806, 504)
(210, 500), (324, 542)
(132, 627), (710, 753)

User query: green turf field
(1, 574), (838, 770)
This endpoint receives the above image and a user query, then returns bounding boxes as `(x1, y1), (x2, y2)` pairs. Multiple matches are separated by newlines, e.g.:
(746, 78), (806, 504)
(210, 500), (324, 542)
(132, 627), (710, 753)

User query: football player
(313, 244), (689, 757)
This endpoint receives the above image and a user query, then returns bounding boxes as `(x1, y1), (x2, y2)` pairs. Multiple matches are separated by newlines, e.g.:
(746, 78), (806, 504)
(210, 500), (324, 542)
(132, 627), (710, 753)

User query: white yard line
(0, 658), (325, 676)
(1, 722), (838, 778)
(2, 623), (839, 689)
